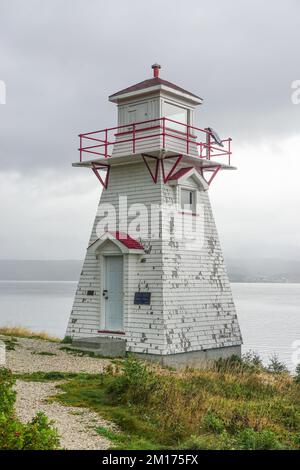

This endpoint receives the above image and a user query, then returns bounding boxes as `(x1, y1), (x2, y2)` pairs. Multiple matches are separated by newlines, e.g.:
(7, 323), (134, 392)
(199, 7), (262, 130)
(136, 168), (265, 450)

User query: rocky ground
(1, 335), (115, 450)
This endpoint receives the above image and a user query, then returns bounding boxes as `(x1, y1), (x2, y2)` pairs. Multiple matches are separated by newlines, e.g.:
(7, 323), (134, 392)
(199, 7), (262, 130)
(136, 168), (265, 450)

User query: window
(163, 102), (188, 132)
(127, 103), (148, 129)
(181, 189), (195, 212)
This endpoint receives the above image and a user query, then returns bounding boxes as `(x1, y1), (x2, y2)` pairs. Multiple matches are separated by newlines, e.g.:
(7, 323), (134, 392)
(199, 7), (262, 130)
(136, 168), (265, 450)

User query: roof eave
(168, 168), (209, 190)
(109, 84), (203, 105)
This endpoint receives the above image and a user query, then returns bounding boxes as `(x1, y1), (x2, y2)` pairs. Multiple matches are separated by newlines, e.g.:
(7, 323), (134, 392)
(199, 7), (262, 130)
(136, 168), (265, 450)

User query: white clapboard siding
(66, 159), (242, 355)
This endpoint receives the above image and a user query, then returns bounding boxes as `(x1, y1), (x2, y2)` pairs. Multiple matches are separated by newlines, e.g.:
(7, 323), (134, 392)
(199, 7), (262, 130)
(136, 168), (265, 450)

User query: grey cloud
(0, 0), (300, 171)
(0, 0), (299, 262)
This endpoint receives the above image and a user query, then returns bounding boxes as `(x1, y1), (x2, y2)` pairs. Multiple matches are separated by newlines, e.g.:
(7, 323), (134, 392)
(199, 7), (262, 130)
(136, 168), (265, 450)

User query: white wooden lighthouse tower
(66, 65), (242, 367)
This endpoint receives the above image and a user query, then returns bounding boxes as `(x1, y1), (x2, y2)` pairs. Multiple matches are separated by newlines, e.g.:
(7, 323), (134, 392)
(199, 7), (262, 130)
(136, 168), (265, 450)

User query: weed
(14, 371), (82, 382)
(31, 351), (57, 356)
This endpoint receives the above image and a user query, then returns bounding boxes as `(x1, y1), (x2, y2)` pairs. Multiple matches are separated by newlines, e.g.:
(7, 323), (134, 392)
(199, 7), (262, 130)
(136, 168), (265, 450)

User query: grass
(95, 425), (161, 450)
(0, 336), (18, 351)
(31, 351), (57, 356)
(96, 426), (120, 441)
(9, 349), (300, 450)
(0, 326), (60, 342)
(14, 371), (83, 382)
(51, 356), (300, 450)
(54, 371), (168, 450)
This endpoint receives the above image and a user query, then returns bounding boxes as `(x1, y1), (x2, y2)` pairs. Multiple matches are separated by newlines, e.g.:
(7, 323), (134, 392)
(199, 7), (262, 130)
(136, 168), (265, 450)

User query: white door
(104, 256), (123, 331)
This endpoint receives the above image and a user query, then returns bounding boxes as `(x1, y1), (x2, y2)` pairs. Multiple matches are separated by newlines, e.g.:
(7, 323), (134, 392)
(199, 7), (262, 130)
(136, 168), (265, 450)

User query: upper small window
(164, 102), (188, 132)
(181, 189), (195, 212)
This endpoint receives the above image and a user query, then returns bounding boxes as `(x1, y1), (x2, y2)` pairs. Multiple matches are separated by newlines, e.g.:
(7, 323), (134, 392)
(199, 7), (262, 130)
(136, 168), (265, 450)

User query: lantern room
(74, 65), (234, 188)
(108, 63), (202, 158)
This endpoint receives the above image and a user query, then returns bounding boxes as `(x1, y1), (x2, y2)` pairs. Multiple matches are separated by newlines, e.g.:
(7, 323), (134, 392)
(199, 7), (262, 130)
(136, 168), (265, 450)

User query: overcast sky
(0, 0), (299, 261)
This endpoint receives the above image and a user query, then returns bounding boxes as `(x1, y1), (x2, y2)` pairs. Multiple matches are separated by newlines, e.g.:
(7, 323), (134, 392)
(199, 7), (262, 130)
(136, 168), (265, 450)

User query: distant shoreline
(1, 259), (300, 283)
(0, 279), (299, 284)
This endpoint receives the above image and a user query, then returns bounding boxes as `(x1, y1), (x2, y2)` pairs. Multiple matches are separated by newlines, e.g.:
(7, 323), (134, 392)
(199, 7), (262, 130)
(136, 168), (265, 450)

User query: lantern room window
(163, 101), (188, 132)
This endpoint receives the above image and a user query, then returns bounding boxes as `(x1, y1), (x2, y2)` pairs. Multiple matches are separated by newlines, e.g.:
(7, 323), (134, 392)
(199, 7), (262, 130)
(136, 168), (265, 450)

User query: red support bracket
(141, 154), (160, 183)
(160, 154), (183, 183)
(201, 165), (221, 186)
(91, 162), (110, 189)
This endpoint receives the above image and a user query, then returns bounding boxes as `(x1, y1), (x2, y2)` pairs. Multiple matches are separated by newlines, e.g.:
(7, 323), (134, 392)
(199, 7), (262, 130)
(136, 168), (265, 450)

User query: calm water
(0, 281), (299, 370)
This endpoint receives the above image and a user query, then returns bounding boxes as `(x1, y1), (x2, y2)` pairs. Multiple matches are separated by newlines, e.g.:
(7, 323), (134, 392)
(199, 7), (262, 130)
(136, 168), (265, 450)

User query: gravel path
(15, 380), (113, 450)
(1, 335), (116, 450)
(3, 336), (111, 374)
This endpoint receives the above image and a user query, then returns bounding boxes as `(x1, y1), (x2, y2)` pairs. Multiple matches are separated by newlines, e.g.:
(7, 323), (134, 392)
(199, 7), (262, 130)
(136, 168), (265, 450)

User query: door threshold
(97, 330), (125, 335)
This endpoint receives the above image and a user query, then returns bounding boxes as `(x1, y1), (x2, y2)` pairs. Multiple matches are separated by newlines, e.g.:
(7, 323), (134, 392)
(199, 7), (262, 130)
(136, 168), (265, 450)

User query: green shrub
(0, 368), (15, 417)
(0, 368), (60, 450)
(214, 352), (264, 374)
(202, 410), (224, 434)
(107, 356), (158, 404)
(0, 411), (60, 450)
(242, 351), (263, 369)
(61, 335), (73, 344)
(20, 412), (60, 450)
(267, 354), (288, 374)
(236, 428), (283, 450)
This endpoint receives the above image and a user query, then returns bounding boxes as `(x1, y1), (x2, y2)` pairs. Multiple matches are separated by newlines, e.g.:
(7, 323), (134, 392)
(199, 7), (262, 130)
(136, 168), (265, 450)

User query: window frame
(163, 100), (190, 133)
(179, 186), (197, 215)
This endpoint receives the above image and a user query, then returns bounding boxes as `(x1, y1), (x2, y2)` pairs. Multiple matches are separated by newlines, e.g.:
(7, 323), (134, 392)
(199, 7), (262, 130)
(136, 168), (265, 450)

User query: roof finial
(151, 63), (161, 78)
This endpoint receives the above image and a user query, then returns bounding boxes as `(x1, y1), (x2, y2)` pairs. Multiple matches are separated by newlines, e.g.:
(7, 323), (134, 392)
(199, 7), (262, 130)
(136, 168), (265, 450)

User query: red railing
(78, 118), (232, 165)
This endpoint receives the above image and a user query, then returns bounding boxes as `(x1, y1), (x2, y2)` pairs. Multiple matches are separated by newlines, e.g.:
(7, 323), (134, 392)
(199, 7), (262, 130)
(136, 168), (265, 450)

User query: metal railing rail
(78, 117), (232, 166)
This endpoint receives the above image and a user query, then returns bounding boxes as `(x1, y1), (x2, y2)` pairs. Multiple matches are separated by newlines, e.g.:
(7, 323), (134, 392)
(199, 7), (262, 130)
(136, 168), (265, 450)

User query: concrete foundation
(72, 336), (126, 358)
(70, 337), (240, 367)
(133, 345), (242, 369)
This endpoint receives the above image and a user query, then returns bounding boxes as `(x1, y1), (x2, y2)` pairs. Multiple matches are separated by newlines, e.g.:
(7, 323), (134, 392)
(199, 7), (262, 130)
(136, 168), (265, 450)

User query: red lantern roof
(109, 64), (202, 102)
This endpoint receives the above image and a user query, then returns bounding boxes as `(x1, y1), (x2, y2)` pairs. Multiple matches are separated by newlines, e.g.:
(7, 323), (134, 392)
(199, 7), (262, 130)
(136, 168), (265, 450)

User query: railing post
(186, 124), (189, 154)
(79, 135), (82, 162)
(206, 129), (211, 160)
(199, 142), (202, 159)
(162, 117), (166, 149)
(133, 123), (136, 154)
(105, 129), (108, 159)
(228, 138), (231, 166)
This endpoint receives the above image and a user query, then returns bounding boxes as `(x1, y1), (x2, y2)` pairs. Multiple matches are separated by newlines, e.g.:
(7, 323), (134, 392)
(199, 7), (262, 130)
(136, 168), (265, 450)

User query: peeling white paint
(66, 161), (242, 356)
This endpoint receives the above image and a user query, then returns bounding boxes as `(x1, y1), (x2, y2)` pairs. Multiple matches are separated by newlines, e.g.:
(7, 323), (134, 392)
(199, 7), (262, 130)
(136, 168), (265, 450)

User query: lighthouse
(66, 65), (242, 367)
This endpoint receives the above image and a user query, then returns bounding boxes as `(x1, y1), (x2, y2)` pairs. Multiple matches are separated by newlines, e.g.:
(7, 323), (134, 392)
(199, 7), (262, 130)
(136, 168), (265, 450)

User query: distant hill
(226, 258), (300, 283)
(0, 258), (299, 282)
